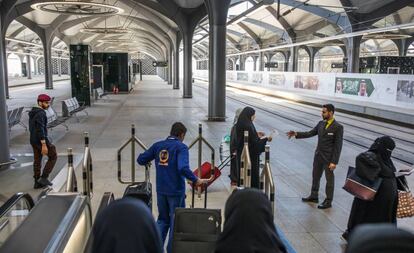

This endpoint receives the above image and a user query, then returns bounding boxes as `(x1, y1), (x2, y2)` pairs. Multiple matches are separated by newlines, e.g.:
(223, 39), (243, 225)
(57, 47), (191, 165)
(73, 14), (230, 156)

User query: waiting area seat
(95, 88), (109, 101)
(7, 107), (27, 131)
(62, 97), (88, 120)
(45, 106), (69, 131)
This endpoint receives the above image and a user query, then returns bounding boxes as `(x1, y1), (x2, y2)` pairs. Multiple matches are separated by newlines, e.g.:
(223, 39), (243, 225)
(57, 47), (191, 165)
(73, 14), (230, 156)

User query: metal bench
(62, 97), (88, 121)
(7, 107), (27, 131)
(96, 87), (109, 101)
(46, 106), (69, 131)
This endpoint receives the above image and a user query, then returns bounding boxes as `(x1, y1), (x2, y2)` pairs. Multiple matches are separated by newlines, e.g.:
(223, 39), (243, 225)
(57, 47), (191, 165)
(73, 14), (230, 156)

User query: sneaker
(301, 196), (319, 203)
(34, 180), (44, 189)
(38, 177), (53, 187)
(317, 199), (332, 209)
(341, 231), (349, 241)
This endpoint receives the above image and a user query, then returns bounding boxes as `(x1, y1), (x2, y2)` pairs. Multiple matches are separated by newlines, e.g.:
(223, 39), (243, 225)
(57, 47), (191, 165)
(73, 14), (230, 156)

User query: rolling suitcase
(123, 180), (152, 210)
(189, 157), (231, 193)
(172, 180), (222, 253)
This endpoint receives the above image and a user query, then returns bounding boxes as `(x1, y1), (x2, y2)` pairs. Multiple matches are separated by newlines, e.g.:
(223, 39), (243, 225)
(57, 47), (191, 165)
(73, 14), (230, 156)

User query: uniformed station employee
(137, 122), (207, 253)
(287, 104), (344, 209)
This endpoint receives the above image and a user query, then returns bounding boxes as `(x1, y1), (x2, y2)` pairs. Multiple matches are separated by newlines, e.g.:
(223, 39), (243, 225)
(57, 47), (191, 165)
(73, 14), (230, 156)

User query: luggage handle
(191, 153), (215, 209)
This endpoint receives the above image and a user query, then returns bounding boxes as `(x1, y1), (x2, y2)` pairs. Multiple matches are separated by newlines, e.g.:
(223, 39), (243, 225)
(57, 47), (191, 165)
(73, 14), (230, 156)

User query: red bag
(189, 162), (221, 193)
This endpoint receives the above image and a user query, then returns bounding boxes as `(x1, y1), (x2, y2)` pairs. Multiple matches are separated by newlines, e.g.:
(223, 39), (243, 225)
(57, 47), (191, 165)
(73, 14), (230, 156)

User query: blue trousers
(157, 193), (185, 253)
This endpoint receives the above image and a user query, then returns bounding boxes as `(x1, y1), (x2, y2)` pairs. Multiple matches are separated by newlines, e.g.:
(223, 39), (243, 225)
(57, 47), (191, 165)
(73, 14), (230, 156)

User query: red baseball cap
(37, 94), (51, 102)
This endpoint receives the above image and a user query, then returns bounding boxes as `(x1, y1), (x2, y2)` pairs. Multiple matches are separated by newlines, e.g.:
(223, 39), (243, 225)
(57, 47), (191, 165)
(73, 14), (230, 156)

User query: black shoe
(301, 196), (319, 203)
(38, 177), (53, 186)
(34, 180), (44, 189)
(341, 231), (349, 241)
(317, 199), (332, 209)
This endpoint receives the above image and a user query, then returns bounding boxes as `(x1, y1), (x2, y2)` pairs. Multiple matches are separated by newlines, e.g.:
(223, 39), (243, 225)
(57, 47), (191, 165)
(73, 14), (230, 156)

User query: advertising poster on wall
(237, 72), (249, 82)
(269, 74), (286, 86)
(294, 75), (319, 90)
(397, 80), (414, 103)
(252, 73), (263, 84)
(335, 77), (375, 97)
(227, 72), (235, 81)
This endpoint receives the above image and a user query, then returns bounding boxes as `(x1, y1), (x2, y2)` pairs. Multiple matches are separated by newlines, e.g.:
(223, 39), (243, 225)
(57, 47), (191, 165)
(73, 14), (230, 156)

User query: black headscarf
(369, 136), (396, 171)
(214, 189), (287, 253)
(345, 224), (414, 253)
(236, 107), (256, 130)
(91, 197), (162, 253)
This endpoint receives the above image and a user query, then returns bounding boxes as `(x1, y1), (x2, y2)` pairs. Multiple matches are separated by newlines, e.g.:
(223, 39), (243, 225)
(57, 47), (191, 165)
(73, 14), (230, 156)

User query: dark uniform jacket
(296, 120), (344, 164)
(28, 107), (49, 146)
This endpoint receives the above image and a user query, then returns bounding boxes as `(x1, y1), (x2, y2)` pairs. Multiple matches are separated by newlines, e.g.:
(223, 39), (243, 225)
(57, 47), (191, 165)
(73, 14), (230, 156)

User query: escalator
(0, 192), (114, 253)
(0, 193), (35, 248)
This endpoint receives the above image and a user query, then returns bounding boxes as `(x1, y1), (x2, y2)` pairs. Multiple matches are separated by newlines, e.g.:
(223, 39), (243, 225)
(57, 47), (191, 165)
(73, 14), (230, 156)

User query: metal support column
(43, 42), (54, 89)
(205, 0), (231, 121)
(173, 32), (181, 90)
(239, 55), (245, 71)
(346, 36), (362, 73)
(139, 61), (143, 81)
(26, 54), (32, 79)
(58, 55), (62, 77)
(259, 52), (264, 71)
(168, 48), (173, 85)
(1, 37), (9, 99)
(289, 46), (299, 72)
(183, 31), (194, 98)
(0, 16), (11, 168)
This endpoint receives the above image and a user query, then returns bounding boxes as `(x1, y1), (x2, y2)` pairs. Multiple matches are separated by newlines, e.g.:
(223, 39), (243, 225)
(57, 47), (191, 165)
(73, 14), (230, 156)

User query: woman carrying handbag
(342, 136), (399, 241)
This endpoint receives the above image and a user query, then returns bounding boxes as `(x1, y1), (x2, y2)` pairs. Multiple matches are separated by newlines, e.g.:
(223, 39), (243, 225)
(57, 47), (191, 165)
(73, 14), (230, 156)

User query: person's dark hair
(323, 104), (335, 114)
(170, 122), (187, 137)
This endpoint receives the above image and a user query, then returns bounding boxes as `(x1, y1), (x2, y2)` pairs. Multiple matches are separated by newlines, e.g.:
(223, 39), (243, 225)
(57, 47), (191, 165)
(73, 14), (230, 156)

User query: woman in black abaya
(214, 188), (287, 253)
(343, 136), (398, 240)
(91, 198), (163, 253)
(235, 107), (270, 188)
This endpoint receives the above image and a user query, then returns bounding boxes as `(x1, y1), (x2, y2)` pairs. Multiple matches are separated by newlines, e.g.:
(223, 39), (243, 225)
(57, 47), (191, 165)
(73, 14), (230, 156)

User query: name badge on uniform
(159, 150), (169, 166)
(327, 133), (334, 136)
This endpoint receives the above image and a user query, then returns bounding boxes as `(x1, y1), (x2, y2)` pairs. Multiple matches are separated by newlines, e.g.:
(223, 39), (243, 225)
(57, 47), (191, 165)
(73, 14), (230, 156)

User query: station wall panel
(194, 70), (414, 109)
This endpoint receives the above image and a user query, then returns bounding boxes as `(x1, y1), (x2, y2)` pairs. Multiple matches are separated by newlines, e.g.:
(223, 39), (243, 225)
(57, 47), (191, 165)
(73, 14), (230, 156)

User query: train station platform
(3, 76), (414, 253)
(8, 75), (70, 88)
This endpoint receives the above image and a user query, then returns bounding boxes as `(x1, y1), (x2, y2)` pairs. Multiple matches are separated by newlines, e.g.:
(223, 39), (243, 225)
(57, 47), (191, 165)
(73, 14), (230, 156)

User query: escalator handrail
(83, 192), (115, 253)
(96, 192), (115, 217)
(0, 193), (35, 218)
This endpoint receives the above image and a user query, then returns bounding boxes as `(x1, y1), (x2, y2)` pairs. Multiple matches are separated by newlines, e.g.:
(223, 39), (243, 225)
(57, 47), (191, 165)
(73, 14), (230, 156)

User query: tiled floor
(3, 76), (414, 253)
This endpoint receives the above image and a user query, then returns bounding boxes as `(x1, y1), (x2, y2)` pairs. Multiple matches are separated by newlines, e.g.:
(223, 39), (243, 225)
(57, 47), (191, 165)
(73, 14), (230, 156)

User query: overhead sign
(265, 62), (278, 68)
(331, 63), (344, 68)
(152, 61), (168, 67)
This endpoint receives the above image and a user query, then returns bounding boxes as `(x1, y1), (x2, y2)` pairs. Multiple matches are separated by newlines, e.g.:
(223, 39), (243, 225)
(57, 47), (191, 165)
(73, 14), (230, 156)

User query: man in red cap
(28, 94), (57, 188)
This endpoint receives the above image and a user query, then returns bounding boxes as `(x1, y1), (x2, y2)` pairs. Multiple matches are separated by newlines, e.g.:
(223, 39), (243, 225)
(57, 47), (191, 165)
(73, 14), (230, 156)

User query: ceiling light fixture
(31, 1), (124, 15)
(80, 27), (130, 34)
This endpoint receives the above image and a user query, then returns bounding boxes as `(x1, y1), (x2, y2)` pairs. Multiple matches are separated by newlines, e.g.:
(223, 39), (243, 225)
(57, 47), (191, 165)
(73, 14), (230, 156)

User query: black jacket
(29, 107), (48, 145)
(296, 119), (344, 164)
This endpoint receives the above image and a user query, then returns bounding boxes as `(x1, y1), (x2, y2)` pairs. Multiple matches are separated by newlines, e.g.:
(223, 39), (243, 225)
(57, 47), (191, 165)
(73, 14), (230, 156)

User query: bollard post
(131, 124), (136, 184)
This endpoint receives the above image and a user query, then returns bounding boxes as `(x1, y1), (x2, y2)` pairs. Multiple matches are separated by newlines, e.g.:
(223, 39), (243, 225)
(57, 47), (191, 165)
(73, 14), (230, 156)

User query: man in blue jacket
(137, 122), (207, 253)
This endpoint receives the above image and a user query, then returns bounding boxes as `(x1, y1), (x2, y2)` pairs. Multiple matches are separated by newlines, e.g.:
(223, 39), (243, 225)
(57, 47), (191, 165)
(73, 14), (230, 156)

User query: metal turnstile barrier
(66, 148), (78, 193)
(82, 133), (93, 198)
(188, 124), (215, 200)
(239, 131), (252, 188)
(260, 145), (275, 215)
(117, 124), (150, 184)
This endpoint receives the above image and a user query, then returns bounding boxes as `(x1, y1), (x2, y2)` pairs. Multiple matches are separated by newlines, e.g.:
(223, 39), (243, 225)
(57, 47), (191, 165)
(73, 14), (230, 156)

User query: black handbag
(343, 166), (383, 201)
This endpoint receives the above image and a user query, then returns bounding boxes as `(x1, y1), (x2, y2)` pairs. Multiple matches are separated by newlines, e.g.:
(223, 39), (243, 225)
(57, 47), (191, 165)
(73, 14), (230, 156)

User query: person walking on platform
(29, 94), (57, 189)
(137, 122), (207, 253)
(342, 136), (398, 241)
(229, 108), (243, 186)
(287, 104), (343, 209)
(235, 107), (272, 188)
